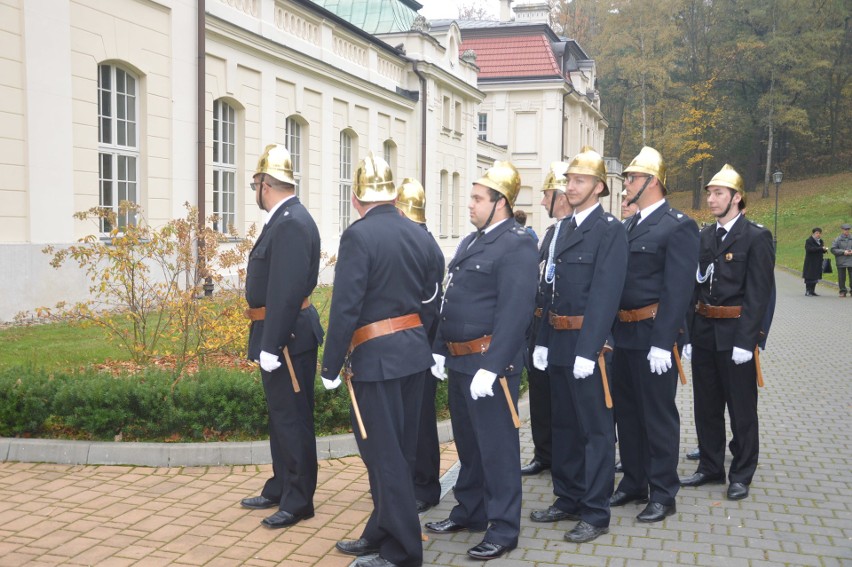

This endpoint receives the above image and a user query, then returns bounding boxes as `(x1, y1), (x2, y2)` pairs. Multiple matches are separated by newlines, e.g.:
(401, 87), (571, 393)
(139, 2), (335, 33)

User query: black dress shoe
(680, 471), (725, 487)
(614, 460), (623, 473)
(636, 502), (676, 523)
(240, 495), (279, 510)
(415, 499), (433, 513)
(727, 482), (750, 500)
(336, 538), (380, 556)
(261, 509), (313, 528)
(355, 556), (398, 567)
(530, 505), (580, 523)
(467, 541), (514, 560)
(425, 518), (475, 533)
(520, 459), (551, 475)
(564, 520), (609, 543)
(686, 447), (700, 460)
(609, 490), (649, 507)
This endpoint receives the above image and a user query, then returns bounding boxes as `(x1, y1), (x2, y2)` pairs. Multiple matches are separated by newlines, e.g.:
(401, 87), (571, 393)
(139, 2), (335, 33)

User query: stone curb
(0, 394), (530, 467)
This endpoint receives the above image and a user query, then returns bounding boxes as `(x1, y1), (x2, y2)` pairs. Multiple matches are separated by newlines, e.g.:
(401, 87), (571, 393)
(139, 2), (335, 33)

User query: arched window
(339, 131), (354, 233)
(213, 99), (237, 234)
(98, 63), (139, 232)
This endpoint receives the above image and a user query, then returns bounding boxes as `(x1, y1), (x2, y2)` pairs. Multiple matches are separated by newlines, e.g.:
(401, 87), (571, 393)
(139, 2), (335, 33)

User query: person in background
(802, 227), (828, 296)
(831, 223), (852, 297)
(521, 162), (574, 477)
(241, 144), (324, 530)
(395, 178), (446, 514)
(515, 209), (539, 244)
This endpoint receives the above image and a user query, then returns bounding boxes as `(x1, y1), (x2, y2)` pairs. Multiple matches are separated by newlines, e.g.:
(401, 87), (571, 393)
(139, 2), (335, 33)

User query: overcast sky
(418, 0), (499, 20)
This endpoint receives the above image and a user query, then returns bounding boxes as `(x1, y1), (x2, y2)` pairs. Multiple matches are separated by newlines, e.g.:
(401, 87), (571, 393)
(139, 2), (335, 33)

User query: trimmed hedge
(0, 366), (459, 442)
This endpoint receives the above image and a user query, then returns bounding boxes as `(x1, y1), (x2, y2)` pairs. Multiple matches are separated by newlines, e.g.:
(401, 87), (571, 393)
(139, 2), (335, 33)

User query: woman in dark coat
(803, 227), (828, 296)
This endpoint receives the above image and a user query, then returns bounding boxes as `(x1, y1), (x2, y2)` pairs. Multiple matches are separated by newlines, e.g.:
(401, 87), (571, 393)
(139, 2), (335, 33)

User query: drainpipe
(412, 61), (428, 187)
(198, 0), (213, 296)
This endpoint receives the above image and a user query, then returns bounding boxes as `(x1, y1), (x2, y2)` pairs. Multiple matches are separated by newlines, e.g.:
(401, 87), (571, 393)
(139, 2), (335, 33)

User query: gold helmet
(255, 144), (295, 185)
(542, 161), (570, 192)
(353, 152), (396, 202)
(474, 161), (521, 208)
(396, 177), (426, 223)
(624, 146), (667, 193)
(705, 164), (746, 208)
(567, 146), (609, 196)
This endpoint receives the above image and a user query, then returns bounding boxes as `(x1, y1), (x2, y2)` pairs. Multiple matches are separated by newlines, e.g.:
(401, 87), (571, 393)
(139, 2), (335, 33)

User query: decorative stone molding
(333, 35), (367, 66)
(220, 0), (258, 18)
(461, 49), (477, 64)
(410, 15), (431, 32)
(274, 6), (320, 45)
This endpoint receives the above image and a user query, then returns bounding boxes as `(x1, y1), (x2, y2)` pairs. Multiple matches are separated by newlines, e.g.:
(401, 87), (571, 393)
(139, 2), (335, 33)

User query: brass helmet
(396, 177), (426, 223)
(353, 152), (396, 202)
(255, 143), (295, 185)
(567, 146), (609, 196)
(705, 164), (746, 208)
(474, 161), (521, 208)
(624, 146), (667, 193)
(542, 161), (570, 192)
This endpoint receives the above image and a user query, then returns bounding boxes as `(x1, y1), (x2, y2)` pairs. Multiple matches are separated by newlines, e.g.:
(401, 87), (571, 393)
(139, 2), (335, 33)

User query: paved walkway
(1, 270), (850, 566)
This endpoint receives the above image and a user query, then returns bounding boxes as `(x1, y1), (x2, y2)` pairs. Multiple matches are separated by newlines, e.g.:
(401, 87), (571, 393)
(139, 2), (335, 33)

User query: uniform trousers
(260, 349), (318, 517)
(611, 348), (680, 506)
(549, 364), (615, 527)
(691, 344), (759, 485)
(447, 369), (521, 547)
(353, 373), (425, 567)
(414, 370), (441, 506)
(527, 364), (553, 466)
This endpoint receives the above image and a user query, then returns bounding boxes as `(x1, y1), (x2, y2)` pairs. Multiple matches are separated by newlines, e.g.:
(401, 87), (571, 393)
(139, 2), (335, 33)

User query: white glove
(647, 346), (672, 375)
(259, 350), (282, 373)
(322, 375), (342, 390)
(573, 356), (595, 379)
(731, 347), (753, 365)
(431, 353), (447, 380)
(682, 344), (692, 361)
(470, 369), (497, 400)
(532, 346), (549, 371)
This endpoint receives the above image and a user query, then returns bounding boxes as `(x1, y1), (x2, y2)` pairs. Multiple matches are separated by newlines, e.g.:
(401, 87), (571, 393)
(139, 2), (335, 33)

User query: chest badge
(725, 252), (733, 261)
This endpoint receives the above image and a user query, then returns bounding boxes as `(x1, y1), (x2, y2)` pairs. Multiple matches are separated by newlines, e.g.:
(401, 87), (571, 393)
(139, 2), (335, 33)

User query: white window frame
(339, 132), (353, 233)
(285, 117), (302, 196)
(438, 170), (448, 237)
(213, 99), (237, 235)
(98, 64), (139, 233)
(478, 113), (488, 141)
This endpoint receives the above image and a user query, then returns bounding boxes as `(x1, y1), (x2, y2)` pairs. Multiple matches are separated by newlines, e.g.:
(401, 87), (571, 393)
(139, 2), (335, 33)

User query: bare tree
(458, 1), (494, 20)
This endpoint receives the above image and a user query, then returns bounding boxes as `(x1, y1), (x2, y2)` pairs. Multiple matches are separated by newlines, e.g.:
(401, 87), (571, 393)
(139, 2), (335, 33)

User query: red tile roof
(460, 34), (561, 79)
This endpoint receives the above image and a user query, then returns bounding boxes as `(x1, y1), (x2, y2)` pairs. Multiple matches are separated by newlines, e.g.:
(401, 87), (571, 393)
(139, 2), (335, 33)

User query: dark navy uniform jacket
(529, 223), (557, 346)
(537, 206), (628, 364)
(321, 204), (434, 382)
(689, 216), (775, 352)
(434, 219), (538, 376)
(613, 201), (699, 351)
(417, 223), (446, 344)
(246, 196), (323, 360)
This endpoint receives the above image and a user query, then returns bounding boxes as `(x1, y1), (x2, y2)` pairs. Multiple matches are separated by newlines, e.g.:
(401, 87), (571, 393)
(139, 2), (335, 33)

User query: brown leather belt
(695, 302), (742, 319)
(244, 297), (312, 321)
(617, 303), (659, 323)
(548, 311), (584, 330)
(447, 335), (492, 356)
(534, 308), (543, 319)
(349, 313), (423, 353)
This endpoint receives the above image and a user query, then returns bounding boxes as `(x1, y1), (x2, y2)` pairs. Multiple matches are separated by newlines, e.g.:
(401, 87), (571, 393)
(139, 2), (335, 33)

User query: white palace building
(0, 0), (609, 321)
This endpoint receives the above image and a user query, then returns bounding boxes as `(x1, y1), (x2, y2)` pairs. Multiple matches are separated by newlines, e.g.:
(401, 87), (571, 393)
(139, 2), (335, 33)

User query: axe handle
(672, 344), (687, 385)
(597, 351), (613, 409)
(498, 377), (521, 429)
(345, 374), (368, 440)
(754, 347), (764, 387)
(282, 347), (300, 393)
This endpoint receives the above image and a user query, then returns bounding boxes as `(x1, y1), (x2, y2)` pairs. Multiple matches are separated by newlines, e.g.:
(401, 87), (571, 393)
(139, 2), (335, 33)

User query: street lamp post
(772, 169), (783, 250)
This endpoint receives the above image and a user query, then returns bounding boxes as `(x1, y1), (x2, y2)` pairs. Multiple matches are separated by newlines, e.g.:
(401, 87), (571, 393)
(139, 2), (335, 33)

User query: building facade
(0, 0), (606, 321)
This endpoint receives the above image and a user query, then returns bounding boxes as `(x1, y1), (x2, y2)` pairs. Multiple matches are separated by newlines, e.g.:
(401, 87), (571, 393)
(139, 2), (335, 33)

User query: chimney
(499, 0), (513, 22)
(512, 2), (550, 24)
